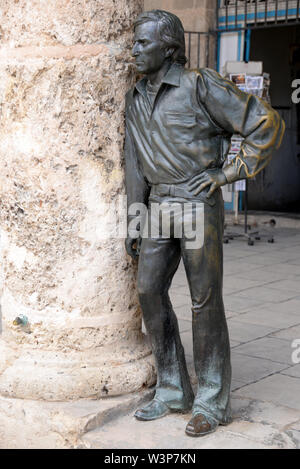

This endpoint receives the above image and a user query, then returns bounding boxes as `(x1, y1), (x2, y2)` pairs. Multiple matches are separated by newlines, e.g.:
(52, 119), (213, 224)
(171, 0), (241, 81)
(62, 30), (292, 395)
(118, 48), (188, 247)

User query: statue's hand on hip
(187, 168), (227, 198)
(125, 236), (141, 260)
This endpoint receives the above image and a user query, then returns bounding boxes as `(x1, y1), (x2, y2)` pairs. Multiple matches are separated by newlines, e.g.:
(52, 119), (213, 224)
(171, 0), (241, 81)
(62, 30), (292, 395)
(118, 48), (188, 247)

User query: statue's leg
(181, 196), (232, 434)
(135, 236), (194, 420)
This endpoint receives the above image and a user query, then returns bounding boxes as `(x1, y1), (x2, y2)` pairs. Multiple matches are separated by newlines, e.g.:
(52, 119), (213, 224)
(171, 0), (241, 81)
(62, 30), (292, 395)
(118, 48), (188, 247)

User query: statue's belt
(150, 183), (216, 207)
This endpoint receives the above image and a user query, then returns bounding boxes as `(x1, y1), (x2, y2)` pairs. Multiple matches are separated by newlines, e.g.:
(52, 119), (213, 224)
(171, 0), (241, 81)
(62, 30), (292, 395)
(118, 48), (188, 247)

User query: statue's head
(132, 9), (187, 75)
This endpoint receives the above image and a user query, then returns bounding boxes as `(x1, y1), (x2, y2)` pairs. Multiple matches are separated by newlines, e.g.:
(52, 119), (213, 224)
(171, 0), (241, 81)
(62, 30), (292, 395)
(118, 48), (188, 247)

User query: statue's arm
(197, 68), (285, 184)
(124, 94), (150, 259)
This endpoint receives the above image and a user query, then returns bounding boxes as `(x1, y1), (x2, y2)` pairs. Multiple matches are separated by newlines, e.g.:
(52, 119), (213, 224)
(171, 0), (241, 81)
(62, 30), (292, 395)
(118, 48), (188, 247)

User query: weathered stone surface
(0, 388), (154, 449)
(0, 54), (136, 322)
(0, 0), (143, 47)
(0, 0), (156, 401)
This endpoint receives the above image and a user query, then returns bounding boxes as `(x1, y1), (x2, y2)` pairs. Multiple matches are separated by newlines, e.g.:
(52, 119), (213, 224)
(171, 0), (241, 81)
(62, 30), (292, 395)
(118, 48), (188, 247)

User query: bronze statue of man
(124, 9), (284, 437)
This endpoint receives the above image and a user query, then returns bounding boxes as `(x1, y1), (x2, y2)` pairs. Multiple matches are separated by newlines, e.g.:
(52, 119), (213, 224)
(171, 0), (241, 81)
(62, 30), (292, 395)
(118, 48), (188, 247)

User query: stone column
(0, 0), (155, 401)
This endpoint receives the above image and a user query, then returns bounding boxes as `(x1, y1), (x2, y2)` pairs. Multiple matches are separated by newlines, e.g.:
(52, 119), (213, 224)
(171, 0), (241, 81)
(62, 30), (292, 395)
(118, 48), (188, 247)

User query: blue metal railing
(218, 0), (300, 31)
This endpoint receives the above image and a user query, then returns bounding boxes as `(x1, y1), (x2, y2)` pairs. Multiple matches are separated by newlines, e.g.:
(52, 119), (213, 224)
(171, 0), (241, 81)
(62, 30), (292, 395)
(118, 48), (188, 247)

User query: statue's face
(132, 21), (167, 75)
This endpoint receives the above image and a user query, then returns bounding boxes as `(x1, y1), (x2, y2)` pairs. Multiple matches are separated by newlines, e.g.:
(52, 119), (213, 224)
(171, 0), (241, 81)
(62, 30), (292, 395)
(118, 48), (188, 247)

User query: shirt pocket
(163, 112), (197, 144)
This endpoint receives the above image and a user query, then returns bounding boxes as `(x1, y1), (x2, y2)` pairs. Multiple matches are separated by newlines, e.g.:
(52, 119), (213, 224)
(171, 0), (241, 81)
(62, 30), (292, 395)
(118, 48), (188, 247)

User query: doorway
(247, 25), (300, 212)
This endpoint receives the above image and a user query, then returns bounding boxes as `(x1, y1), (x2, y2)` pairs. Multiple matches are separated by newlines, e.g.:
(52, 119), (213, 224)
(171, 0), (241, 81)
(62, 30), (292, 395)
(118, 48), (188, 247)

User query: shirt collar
(162, 62), (183, 87)
(134, 63), (183, 96)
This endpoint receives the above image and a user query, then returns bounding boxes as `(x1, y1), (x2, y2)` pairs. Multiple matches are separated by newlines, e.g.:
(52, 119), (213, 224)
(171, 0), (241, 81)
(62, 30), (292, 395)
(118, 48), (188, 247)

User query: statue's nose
(132, 43), (140, 57)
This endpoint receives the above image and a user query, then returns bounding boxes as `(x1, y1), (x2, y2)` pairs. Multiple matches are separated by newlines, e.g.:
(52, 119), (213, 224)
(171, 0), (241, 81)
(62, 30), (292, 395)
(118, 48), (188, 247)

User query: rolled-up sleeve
(197, 68), (285, 183)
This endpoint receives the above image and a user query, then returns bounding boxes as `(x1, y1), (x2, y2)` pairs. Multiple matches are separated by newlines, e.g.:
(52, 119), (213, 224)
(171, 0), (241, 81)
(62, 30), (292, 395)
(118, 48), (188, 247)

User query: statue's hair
(134, 10), (187, 66)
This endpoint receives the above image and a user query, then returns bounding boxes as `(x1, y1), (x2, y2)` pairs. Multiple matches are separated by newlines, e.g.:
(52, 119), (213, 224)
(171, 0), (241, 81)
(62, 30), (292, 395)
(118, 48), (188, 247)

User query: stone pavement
(81, 223), (300, 449)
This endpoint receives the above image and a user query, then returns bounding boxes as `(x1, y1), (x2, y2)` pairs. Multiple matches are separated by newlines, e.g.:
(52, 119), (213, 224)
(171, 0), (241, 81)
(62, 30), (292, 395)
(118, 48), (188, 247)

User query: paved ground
(82, 224), (300, 449)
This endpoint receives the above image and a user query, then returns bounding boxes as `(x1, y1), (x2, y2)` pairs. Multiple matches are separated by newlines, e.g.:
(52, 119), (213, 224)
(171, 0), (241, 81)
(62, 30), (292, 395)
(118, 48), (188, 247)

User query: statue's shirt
(125, 64), (284, 207)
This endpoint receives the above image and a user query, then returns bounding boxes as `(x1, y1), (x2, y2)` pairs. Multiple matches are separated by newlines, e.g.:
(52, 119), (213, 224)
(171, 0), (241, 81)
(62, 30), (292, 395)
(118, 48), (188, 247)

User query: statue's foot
(134, 397), (191, 421)
(185, 413), (220, 437)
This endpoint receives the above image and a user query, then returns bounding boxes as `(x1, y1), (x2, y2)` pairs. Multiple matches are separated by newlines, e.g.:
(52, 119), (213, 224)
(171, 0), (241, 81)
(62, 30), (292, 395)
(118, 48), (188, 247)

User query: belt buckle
(169, 185), (176, 197)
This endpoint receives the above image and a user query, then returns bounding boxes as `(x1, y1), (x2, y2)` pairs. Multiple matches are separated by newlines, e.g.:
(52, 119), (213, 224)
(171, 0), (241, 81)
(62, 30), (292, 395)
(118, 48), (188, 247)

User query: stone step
(0, 388), (154, 449)
(79, 412), (296, 450)
(79, 396), (300, 449)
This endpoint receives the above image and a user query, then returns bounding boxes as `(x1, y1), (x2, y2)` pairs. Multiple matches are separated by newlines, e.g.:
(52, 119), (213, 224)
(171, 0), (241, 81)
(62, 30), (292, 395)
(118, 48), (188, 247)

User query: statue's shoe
(134, 398), (191, 421)
(185, 412), (229, 437)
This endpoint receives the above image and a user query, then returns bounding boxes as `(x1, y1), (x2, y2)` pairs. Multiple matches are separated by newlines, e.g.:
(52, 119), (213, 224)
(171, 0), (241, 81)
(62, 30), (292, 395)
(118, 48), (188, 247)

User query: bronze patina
(124, 9), (285, 437)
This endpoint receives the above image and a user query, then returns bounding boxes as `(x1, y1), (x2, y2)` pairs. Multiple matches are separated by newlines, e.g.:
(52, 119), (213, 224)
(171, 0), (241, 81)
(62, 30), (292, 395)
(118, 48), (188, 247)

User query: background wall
(144, 0), (217, 32)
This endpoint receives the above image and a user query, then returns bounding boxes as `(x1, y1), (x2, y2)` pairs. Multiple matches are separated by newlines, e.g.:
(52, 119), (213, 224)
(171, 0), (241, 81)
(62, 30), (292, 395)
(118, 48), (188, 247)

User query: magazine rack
(223, 180), (276, 245)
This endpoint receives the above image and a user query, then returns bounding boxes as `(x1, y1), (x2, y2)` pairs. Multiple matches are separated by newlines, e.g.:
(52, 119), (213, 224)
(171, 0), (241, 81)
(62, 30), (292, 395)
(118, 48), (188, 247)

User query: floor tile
(181, 331), (193, 357)
(280, 365), (300, 379)
(264, 279), (300, 293)
(223, 276), (267, 294)
(233, 337), (294, 365)
(169, 292), (191, 308)
(223, 296), (265, 314)
(271, 324), (300, 340)
(178, 319), (191, 334)
(231, 397), (300, 428)
(227, 319), (277, 343)
(262, 263), (300, 277)
(234, 374), (300, 410)
(237, 268), (290, 283)
(233, 285), (299, 303)
(234, 308), (300, 329)
(175, 304), (192, 321)
(231, 352), (288, 384)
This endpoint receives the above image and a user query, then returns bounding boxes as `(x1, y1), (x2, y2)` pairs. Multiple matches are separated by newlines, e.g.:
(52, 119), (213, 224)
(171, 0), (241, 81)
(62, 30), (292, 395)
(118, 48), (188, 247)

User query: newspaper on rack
(226, 136), (246, 192)
(229, 72), (271, 101)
